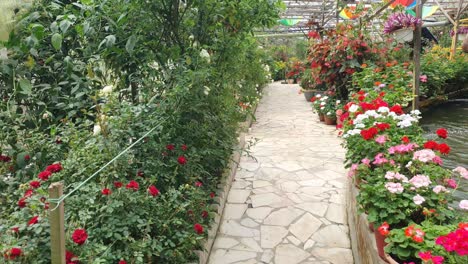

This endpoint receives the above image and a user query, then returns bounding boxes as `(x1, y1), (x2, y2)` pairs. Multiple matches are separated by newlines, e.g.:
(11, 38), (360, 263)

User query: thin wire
(48, 118), (167, 211)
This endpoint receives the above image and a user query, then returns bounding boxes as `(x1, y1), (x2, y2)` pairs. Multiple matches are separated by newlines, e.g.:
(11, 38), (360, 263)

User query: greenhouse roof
(261, 0), (466, 35)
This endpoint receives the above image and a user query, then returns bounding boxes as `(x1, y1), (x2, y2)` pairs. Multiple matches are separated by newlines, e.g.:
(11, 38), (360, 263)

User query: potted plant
(450, 26), (468, 41)
(322, 99), (337, 125)
(311, 94), (325, 121)
(383, 13), (422, 43)
(300, 69), (325, 101)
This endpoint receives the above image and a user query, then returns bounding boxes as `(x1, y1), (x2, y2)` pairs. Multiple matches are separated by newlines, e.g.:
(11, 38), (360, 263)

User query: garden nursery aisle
(207, 82), (354, 264)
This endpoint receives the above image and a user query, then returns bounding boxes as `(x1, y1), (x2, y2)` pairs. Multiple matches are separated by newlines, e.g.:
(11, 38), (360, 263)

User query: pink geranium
(413, 149), (437, 163)
(409, 174), (431, 188)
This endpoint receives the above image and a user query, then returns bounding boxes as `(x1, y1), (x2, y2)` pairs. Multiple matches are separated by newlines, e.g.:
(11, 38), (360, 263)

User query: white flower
(377, 107), (390, 113)
(326, 111), (331, 116)
(355, 123), (365, 129)
(347, 129), (362, 136)
(42, 113), (49, 119)
(101, 85), (113, 95)
(93, 124), (101, 135)
(349, 104), (359, 113)
(354, 114), (369, 124)
(200, 49), (210, 63)
(413, 194), (425, 205)
(316, 94), (322, 98)
(203, 86), (210, 95)
(0, 48), (7, 60)
(459, 200), (468, 210)
(336, 100), (341, 104)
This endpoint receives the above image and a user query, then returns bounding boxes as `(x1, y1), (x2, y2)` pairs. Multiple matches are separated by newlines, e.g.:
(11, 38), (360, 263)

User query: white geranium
(377, 106), (390, 113)
(349, 104), (359, 113)
(101, 85), (113, 95)
(200, 49), (210, 63)
(93, 124), (101, 135)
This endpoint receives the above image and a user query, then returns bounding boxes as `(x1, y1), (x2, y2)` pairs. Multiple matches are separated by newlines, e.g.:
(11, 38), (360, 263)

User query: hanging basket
(393, 28), (413, 43)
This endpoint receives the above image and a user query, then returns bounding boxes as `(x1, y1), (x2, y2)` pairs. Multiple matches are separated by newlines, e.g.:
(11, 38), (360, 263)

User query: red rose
(436, 128), (448, 139)
(24, 189), (34, 198)
(24, 155), (31, 161)
(66, 250), (79, 264)
(195, 181), (203, 187)
(401, 136), (410, 143)
(38, 170), (52, 181)
(177, 155), (187, 165)
(423, 140), (439, 150)
(210, 192), (215, 198)
(390, 105), (404, 115)
(378, 222), (390, 236)
(28, 216), (39, 226)
(166, 144), (175, 151)
(119, 260), (127, 264)
(30, 181), (41, 189)
(18, 198), (27, 208)
(181, 144), (188, 151)
(148, 185), (160, 197)
(114, 181), (123, 188)
(126, 180), (139, 191)
(437, 143), (451, 155)
(72, 229), (88, 245)
(11, 227), (19, 233)
(101, 188), (112, 195)
(194, 223), (204, 234)
(46, 163), (63, 173)
(201, 211), (208, 218)
(4, 247), (22, 260)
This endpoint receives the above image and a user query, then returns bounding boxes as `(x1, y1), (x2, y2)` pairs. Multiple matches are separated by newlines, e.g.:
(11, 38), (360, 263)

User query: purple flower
(383, 13), (422, 34)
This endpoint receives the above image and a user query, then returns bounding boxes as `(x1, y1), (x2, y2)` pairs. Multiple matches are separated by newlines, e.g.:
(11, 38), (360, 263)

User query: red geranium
(119, 261), (127, 264)
(376, 123), (391, 131)
(210, 192), (215, 198)
(181, 144), (188, 151)
(412, 228), (425, 243)
(194, 223), (204, 234)
(101, 188), (112, 195)
(148, 185), (160, 197)
(360, 127), (379, 140)
(24, 189), (34, 198)
(126, 180), (139, 191)
(405, 225), (414, 237)
(423, 140), (439, 150)
(401, 136), (410, 143)
(24, 155), (31, 161)
(4, 247), (22, 260)
(177, 156), (187, 165)
(390, 105), (404, 115)
(114, 181), (123, 188)
(66, 250), (79, 264)
(38, 170), (52, 181)
(0, 155), (11, 162)
(378, 222), (390, 236)
(195, 181), (203, 187)
(28, 216), (39, 226)
(72, 229), (88, 245)
(30, 181), (41, 189)
(437, 143), (450, 155)
(11, 227), (19, 233)
(46, 163), (63, 173)
(436, 128), (448, 139)
(166, 144), (175, 151)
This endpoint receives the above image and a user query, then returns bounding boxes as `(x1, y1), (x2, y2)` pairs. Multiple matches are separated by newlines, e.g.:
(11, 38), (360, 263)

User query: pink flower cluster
(418, 251), (444, 264)
(409, 174), (431, 188)
(435, 224), (468, 256)
(373, 153), (389, 165)
(388, 143), (418, 154)
(453, 166), (468, 180)
(385, 182), (404, 193)
(385, 171), (408, 182)
(413, 149), (437, 163)
(348, 163), (359, 178)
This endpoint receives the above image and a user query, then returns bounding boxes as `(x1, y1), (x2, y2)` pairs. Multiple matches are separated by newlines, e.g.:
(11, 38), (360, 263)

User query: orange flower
(374, 81), (381, 86)
(385, 62), (392, 67)
(361, 63), (367, 68)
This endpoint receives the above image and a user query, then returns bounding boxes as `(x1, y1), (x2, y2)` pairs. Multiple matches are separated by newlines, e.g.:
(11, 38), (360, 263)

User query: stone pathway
(207, 82), (353, 264)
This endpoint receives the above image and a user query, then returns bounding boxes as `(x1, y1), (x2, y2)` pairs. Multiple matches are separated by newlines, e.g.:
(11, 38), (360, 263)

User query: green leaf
(126, 35), (137, 54)
(51, 33), (63, 51)
(60, 20), (72, 34)
(19, 79), (32, 95)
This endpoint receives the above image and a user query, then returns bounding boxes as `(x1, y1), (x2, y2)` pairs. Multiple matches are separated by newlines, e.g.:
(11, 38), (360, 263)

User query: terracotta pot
(287, 79), (294, 84)
(318, 113), (325, 122)
(374, 229), (388, 260)
(369, 222), (375, 232)
(385, 254), (399, 264)
(324, 115), (336, 125)
(302, 89), (318, 102)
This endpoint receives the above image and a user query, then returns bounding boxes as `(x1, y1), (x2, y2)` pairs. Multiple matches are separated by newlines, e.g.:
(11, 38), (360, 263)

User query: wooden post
(412, 0), (423, 110)
(49, 182), (65, 264)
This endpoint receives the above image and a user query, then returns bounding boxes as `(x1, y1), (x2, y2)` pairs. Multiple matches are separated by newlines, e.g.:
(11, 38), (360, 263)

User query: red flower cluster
(376, 123), (391, 131)
(423, 141), (451, 155)
(195, 181), (203, 187)
(114, 181), (123, 188)
(436, 128), (448, 139)
(390, 105), (404, 115)
(418, 251), (444, 264)
(359, 98), (389, 112)
(401, 136), (410, 143)
(166, 144), (175, 151)
(178, 155), (187, 165)
(435, 223), (468, 256)
(38, 163), (63, 181)
(3, 247), (22, 260)
(360, 127), (379, 140)
(28, 216), (39, 226)
(72, 229), (88, 245)
(126, 180), (139, 191)
(66, 250), (79, 264)
(101, 188), (112, 195)
(378, 222), (390, 236)
(30, 181), (41, 189)
(194, 223), (204, 234)
(0, 154), (11, 162)
(404, 225), (425, 243)
(148, 185), (160, 197)
(119, 260), (127, 264)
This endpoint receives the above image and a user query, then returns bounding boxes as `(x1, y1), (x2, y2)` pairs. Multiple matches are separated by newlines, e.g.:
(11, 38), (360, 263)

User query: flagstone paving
(207, 82), (353, 264)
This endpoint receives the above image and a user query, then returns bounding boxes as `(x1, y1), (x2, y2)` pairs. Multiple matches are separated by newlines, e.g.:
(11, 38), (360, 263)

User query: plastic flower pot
(393, 28), (413, 43)
(318, 112), (325, 122)
(374, 230), (388, 260)
(324, 115), (336, 125)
